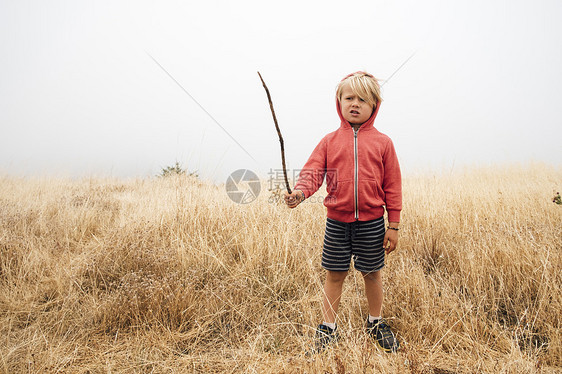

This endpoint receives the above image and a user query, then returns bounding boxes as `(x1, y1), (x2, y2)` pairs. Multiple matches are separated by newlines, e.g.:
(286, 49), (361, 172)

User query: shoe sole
(373, 339), (399, 353)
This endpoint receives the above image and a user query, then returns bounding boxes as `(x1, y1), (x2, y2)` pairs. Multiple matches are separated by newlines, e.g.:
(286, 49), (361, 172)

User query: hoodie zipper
(353, 127), (359, 220)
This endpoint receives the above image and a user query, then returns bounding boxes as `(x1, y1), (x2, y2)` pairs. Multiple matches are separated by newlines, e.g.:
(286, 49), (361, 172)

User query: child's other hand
(384, 227), (399, 254)
(284, 190), (304, 209)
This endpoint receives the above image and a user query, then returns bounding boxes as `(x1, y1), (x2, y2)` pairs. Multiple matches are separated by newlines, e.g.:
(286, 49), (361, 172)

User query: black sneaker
(367, 319), (399, 352)
(313, 324), (338, 353)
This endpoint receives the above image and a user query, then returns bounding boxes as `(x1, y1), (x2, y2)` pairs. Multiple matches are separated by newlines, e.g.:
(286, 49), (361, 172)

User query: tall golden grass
(0, 163), (560, 373)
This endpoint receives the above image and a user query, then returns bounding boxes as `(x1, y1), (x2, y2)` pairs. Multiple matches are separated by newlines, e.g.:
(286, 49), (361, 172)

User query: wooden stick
(257, 72), (292, 194)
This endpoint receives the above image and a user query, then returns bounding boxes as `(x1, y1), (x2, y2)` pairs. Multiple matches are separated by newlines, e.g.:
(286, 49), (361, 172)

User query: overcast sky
(1, 0), (561, 183)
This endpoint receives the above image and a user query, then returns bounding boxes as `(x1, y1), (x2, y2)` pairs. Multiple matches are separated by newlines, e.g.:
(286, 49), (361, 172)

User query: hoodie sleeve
(382, 138), (402, 222)
(293, 136), (327, 199)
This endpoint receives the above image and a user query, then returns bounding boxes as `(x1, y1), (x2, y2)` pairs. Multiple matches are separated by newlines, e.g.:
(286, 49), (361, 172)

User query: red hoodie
(293, 87), (402, 223)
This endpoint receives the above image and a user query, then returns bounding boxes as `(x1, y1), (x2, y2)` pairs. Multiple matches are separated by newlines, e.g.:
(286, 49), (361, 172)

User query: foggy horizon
(1, 1), (561, 184)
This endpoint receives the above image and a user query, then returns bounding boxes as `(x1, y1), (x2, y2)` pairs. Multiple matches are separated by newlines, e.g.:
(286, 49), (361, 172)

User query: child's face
(339, 84), (374, 125)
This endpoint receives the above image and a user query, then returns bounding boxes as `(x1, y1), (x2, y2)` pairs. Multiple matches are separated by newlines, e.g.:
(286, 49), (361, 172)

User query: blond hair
(336, 71), (383, 107)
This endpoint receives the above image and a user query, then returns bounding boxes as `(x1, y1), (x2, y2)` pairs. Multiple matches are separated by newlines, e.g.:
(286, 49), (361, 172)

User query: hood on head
(336, 71), (381, 129)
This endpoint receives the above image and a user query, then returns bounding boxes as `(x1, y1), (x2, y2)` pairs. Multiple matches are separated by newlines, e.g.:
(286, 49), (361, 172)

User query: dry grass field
(0, 163), (561, 373)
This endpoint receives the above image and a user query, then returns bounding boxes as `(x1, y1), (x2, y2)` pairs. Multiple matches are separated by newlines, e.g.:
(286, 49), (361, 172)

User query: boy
(284, 71), (402, 353)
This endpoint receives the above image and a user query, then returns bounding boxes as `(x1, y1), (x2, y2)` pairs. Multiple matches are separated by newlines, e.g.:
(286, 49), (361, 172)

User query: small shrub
(553, 192), (561, 205)
(159, 162), (198, 178)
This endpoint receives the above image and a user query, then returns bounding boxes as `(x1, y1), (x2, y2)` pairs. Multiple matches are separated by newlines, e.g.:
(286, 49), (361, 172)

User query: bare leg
(362, 270), (383, 317)
(321, 270), (348, 324)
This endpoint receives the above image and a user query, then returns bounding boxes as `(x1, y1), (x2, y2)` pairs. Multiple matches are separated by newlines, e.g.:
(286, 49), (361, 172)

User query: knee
(326, 270), (348, 284)
(361, 271), (381, 283)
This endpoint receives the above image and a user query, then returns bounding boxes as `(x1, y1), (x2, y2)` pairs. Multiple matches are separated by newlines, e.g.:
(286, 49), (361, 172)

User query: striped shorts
(322, 216), (386, 273)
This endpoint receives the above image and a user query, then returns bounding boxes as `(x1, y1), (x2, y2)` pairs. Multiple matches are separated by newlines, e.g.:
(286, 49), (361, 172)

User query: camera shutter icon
(225, 169), (261, 204)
